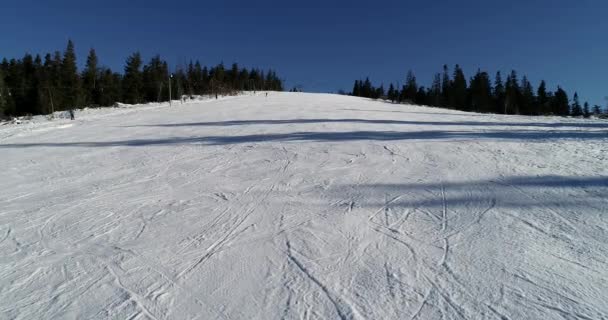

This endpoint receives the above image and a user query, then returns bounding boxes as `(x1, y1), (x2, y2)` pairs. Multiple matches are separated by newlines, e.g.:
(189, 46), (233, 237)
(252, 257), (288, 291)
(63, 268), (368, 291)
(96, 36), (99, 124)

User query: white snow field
(1, 92), (607, 319)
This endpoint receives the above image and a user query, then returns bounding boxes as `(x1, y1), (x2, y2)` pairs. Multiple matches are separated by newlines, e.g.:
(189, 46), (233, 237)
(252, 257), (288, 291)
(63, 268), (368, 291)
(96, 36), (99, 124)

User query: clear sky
(2, 0), (607, 106)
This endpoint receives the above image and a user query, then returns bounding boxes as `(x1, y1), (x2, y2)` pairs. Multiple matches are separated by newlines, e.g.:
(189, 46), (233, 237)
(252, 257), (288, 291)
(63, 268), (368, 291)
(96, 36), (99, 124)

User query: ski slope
(1, 92), (607, 319)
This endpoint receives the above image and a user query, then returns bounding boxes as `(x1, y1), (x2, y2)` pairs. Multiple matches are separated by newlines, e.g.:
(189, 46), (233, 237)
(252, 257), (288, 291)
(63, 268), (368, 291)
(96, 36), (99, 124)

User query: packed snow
(1, 92), (607, 319)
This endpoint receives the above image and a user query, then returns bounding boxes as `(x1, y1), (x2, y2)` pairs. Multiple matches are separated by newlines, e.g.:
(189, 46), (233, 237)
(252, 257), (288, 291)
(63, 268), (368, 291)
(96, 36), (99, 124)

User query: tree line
(0, 40), (284, 118)
(351, 65), (605, 117)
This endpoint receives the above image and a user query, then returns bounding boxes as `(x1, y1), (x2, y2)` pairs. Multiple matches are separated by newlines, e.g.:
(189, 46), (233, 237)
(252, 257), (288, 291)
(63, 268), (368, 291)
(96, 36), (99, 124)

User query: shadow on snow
(123, 117), (608, 129)
(2, 128), (606, 148)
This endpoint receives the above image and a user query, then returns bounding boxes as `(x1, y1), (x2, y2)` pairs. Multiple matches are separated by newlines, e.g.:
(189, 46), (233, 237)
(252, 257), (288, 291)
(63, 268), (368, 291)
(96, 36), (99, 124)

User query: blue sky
(2, 0), (607, 106)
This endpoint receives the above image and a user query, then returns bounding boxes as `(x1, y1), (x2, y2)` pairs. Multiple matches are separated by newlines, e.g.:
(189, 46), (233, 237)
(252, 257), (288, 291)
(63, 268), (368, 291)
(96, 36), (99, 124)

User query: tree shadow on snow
(1, 128), (607, 148)
(123, 118), (608, 129)
(335, 175), (608, 210)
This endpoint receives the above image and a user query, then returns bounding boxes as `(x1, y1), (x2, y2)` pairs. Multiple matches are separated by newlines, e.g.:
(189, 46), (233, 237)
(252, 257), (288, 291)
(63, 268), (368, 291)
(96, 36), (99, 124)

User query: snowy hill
(1, 92), (607, 319)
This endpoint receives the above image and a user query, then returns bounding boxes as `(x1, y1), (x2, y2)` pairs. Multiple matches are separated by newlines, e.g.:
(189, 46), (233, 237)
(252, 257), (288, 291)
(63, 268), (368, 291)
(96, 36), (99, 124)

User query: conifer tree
(98, 68), (122, 106)
(122, 52), (144, 104)
(375, 84), (385, 99)
(82, 48), (99, 106)
(520, 76), (535, 115)
(192, 61), (203, 93)
(264, 71), (273, 91)
(493, 71), (505, 114)
(362, 78), (372, 98)
(248, 69), (259, 92)
(387, 83), (397, 102)
(583, 102), (590, 118)
(430, 73), (441, 106)
(174, 68), (187, 100)
(61, 40), (81, 110)
(213, 63), (225, 84)
(592, 104), (602, 116)
(186, 60), (195, 96)
(352, 80), (361, 97)
(570, 92), (583, 116)
(20, 54), (40, 115)
(230, 63), (239, 90)
(1, 63), (16, 116)
(48, 51), (64, 110)
(403, 70), (418, 103)
(469, 70), (492, 113)
(451, 65), (467, 110)
(36, 53), (54, 114)
(552, 87), (569, 116)
(33, 55), (46, 114)
(537, 80), (549, 114)
(505, 70), (520, 114)
(142, 55), (168, 102)
(202, 66), (210, 93)
(0, 70), (7, 116)
(238, 68), (249, 91)
(0, 41), (285, 116)
(415, 86), (427, 105)
(441, 65), (450, 107)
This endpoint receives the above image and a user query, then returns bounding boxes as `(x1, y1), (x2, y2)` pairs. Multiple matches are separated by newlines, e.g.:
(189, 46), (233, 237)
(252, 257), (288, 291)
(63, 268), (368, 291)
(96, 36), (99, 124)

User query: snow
(0, 94), (235, 141)
(1, 92), (607, 319)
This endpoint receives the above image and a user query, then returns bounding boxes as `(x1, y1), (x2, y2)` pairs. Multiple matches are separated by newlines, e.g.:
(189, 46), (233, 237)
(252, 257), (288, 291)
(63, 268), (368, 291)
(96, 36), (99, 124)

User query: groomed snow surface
(1, 92), (607, 319)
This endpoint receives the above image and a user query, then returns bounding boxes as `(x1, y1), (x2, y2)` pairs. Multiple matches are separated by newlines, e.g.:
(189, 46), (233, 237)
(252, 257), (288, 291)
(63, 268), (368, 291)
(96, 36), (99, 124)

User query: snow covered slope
(1, 92), (607, 319)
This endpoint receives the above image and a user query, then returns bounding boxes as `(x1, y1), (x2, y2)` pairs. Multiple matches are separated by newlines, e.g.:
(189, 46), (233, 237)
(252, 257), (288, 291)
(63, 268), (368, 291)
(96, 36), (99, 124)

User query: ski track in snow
(1, 92), (607, 319)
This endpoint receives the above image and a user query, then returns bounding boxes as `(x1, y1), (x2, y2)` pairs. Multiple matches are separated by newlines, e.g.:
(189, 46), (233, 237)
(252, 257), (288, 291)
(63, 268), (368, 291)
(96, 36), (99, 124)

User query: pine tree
(213, 63), (226, 85)
(403, 70), (418, 103)
(186, 60), (195, 96)
(375, 84), (385, 99)
(202, 66), (210, 93)
(520, 76), (535, 115)
(173, 67), (187, 99)
(570, 92), (583, 116)
(451, 65), (467, 110)
(142, 55), (169, 102)
(82, 48), (99, 106)
(192, 61), (203, 93)
(537, 80), (549, 114)
(248, 69), (259, 92)
(362, 78), (372, 98)
(36, 53), (54, 114)
(583, 102), (590, 118)
(469, 70), (492, 113)
(387, 83), (396, 102)
(230, 63), (239, 90)
(256, 69), (265, 92)
(238, 68), (249, 91)
(0, 41), (285, 116)
(352, 80), (361, 97)
(592, 105), (602, 116)
(430, 73), (441, 106)
(6, 54), (47, 116)
(441, 65), (450, 107)
(48, 51), (64, 111)
(32, 54), (48, 115)
(493, 71), (505, 114)
(21, 54), (40, 115)
(0, 70), (7, 116)
(552, 87), (569, 116)
(98, 68), (122, 107)
(122, 52), (144, 104)
(264, 71), (273, 91)
(415, 86), (427, 105)
(505, 70), (520, 114)
(1, 60), (16, 116)
(61, 40), (81, 110)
